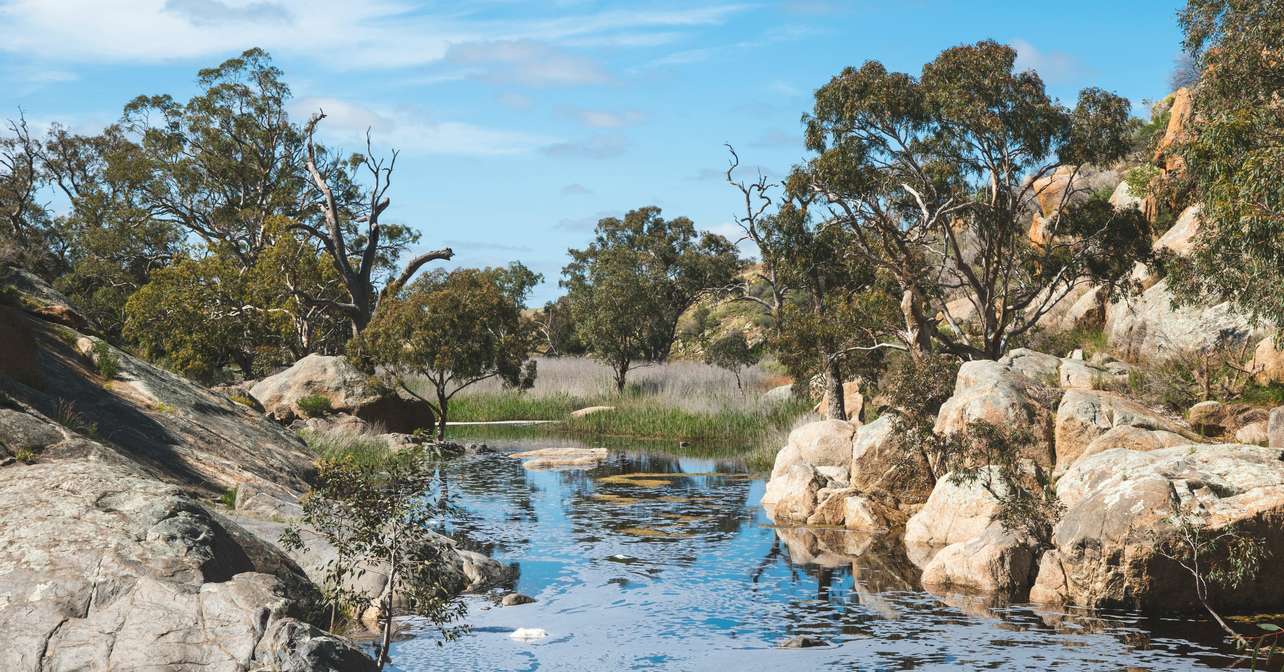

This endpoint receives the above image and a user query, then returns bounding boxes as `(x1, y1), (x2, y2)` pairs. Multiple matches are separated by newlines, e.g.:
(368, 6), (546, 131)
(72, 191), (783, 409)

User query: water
(387, 438), (1247, 671)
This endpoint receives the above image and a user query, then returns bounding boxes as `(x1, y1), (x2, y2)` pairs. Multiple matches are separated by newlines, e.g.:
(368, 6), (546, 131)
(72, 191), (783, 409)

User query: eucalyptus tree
(561, 207), (741, 392)
(1167, 0), (1284, 328)
(0, 114), (55, 274)
(299, 112), (453, 336)
(353, 264), (539, 440)
(797, 40), (1151, 360)
(43, 123), (183, 339)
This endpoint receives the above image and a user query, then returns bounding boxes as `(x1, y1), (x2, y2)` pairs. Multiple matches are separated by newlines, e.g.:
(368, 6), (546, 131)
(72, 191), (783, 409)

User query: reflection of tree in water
(755, 525), (922, 640)
(430, 452), (538, 557)
(559, 450), (756, 563)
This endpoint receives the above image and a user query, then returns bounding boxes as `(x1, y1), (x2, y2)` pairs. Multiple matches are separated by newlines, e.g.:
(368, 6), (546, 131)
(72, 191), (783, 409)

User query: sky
(0, 0), (1187, 304)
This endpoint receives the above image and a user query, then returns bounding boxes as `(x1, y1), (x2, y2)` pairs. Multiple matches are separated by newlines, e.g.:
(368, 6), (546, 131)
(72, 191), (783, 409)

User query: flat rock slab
(510, 447), (609, 470)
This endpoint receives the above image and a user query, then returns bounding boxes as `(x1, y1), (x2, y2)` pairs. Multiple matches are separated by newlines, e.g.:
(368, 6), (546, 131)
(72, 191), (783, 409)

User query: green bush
(220, 487), (237, 508)
(93, 341), (121, 380)
(297, 394), (333, 418)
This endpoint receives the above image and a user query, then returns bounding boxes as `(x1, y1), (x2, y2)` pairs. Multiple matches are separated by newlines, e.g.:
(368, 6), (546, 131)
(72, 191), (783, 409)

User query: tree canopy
(561, 206), (741, 391)
(1166, 0), (1284, 327)
(796, 40), (1151, 360)
(353, 263), (540, 439)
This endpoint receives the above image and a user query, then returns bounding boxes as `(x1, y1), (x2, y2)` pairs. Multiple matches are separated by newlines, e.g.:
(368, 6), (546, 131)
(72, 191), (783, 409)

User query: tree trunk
(375, 548), (397, 670)
(900, 287), (932, 361)
(436, 388), (449, 442)
(614, 357), (629, 394)
(823, 354), (846, 421)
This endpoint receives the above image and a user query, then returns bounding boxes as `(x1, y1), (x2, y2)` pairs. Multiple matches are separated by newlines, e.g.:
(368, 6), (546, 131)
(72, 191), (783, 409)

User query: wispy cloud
(1012, 39), (1085, 85)
(541, 133), (629, 159)
(749, 127), (797, 148)
(443, 40), (608, 87)
(561, 107), (645, 129)
(687, 164), (775, 182)
(560, 183), (593, 196)
(292, 96), (557, 157)
(0, 1), (748, 72)
(496, 92), (534, 110)
(555, 209), (620, 231)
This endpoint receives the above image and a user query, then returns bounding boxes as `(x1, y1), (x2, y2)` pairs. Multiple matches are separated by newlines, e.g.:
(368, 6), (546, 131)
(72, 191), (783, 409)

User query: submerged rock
(511, 446), (608, 470)
(778, 635), (827, 648)
(501, 592), (536, 607)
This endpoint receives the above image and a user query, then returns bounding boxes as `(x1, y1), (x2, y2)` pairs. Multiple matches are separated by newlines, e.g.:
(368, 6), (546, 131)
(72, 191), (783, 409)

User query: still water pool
(388, 438), (1244, 671)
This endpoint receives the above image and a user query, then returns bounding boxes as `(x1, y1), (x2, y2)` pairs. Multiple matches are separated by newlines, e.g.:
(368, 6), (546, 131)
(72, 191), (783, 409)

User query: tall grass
(299, 426), (391, 468)
(432, 356), (811, 470)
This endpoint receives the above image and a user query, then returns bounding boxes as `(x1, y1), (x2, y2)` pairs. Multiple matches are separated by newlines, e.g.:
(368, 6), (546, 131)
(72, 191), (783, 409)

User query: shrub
(14, 448), (36, 463)
(229, 394), (256, 407)
(220, 487), (237, 508)
(1123, 341), (1258, 411)
(93, 341), (121, 380)
(296, 394), (333, 418)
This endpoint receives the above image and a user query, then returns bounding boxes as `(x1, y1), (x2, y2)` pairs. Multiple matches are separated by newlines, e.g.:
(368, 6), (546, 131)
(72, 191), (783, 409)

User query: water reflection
(389, 438), (1249, 671)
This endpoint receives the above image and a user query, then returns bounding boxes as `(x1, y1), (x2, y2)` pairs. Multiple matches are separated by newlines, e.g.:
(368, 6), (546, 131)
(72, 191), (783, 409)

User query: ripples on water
(387, 438), (1247, 671)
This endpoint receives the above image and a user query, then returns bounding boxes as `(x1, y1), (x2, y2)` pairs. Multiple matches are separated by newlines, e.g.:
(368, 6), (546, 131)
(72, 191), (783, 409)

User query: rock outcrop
(0, 459), (358, 672)
(1030, 444), (1284, 611)
(1105, 279), (1263, 360)
(933, 350), (1059, 468)
(250, 354), (434, 433)
(1053, 389), (1195, 476)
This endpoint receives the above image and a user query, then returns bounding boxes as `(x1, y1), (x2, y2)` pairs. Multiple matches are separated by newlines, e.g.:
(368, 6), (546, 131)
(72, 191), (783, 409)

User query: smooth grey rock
(250, 354), (433, 433)
(779, 635), (828, 648)
(254, 618), (377, 671)
(0, 459), (350, 672)
(501, 592), (536, 607)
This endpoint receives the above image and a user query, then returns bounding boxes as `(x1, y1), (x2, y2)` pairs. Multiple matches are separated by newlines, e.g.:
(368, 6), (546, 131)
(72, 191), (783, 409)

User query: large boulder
(1030, 444), (1284, 611)
(761, 462), (828, 523)
(1105, 279), (1262, 361)
(1153, 204), (1202, 256)
(1250, 336), (1284, 385)
(1271, 407), (1284, 449)
(905, 470), (1039, 599)
(0, 459), (365, 672)
(790, 419), (858, 469)
(1053, 389), (1195, 475)
(904, 469), (1002, 558)
(250, 354), (433, 433)
(1153, 87), (1193, 171)
(934, 351), (1058, 468)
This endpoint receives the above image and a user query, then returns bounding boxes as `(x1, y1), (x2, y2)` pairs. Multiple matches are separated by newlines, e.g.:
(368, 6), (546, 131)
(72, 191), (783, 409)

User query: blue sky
(0, 0), (1186, 304)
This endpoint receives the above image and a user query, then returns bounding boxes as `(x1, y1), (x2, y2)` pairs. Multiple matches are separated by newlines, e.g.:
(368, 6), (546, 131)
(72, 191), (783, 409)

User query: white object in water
(510, 627), (548, 640)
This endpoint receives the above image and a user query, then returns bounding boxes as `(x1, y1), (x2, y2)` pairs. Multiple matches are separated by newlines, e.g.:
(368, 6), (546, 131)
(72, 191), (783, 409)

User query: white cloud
(444, 40), (608, 87)
(0, 1), (748, 72)
(560, 183), (593, 196)
(292, 96), (556, 157)
(1012, 39), (1084, 85)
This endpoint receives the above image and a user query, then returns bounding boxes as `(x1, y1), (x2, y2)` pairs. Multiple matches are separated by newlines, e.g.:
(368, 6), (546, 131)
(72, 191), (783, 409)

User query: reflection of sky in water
(388, 439), (1239, 671)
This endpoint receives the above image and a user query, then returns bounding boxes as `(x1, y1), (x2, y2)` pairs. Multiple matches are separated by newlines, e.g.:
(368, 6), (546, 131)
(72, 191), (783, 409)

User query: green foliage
(1167, 1), (1284, 330)
(876, 352), (963, 483)
(280, 444), (467, 668)
(562, 206), (741, 392)
(14, 447), (36, 463)
(219, 487), (237, 509)
(798, 40), (1149, 359)
(299, 428), (392, 468)
(532, 295), (586, 357)
(229, 394), (256, 407)
(296, 394), (333, 418)
(448, 392), (581, 422)
(703, 333), (760, 391)
(1018, 324), (1109, 359)
(1156, 500), (1270, 643)
(948, 420), (1063, 549)
(1124, 164), (1162, 199)
(353, 263), (540, 439)
(92, 341), (120, 380)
